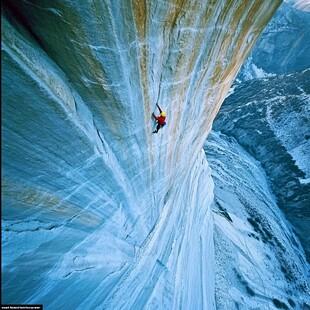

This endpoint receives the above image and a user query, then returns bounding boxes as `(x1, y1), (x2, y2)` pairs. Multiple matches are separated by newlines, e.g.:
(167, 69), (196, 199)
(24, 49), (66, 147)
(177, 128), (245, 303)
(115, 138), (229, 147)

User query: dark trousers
(154, 123), (163, 133)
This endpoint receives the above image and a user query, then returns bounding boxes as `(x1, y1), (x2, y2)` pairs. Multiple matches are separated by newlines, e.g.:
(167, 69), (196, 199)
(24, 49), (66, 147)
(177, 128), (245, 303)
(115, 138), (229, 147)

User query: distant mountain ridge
(237, 2), (310, 81)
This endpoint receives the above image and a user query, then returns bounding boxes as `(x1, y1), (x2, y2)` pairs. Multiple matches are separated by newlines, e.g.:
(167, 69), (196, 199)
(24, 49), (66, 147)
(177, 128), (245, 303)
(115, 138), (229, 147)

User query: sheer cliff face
(2, 0), (281, 308)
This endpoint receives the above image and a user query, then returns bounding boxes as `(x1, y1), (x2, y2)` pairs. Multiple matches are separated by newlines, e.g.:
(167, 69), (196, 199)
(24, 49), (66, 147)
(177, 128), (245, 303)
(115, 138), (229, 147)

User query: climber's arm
(152, 113), (159, 120)
(156, 103), (162, 113)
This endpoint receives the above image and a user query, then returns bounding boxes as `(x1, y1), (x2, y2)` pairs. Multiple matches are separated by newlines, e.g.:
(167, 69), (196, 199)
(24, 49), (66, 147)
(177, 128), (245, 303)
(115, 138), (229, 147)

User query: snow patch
(294, 0), (310, 11)
(205, 131), (310, 310)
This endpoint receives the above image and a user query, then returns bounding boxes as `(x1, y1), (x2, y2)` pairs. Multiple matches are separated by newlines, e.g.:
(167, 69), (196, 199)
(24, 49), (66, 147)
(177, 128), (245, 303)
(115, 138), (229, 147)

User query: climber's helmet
(161, 111), (166, 117)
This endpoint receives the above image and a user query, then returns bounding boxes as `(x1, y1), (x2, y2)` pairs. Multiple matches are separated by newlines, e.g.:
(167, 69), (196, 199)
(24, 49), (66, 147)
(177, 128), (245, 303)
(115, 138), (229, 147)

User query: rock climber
(152, 104), (166, 133)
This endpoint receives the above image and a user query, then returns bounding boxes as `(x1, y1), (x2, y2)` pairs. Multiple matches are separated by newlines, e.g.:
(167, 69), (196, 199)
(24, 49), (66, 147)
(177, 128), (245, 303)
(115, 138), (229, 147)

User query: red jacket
(153, 114), (166, 125)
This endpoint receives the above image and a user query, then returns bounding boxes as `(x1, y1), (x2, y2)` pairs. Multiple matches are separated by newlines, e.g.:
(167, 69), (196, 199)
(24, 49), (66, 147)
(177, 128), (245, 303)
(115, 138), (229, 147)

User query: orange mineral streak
(132, 0), (147, 40)
(168, 0), (282, 174)
(132, 0), (151, 128)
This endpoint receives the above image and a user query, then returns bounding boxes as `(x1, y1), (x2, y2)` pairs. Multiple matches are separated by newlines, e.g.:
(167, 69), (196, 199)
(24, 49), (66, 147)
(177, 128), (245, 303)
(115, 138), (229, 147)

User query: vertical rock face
(2, 0), (281, 308)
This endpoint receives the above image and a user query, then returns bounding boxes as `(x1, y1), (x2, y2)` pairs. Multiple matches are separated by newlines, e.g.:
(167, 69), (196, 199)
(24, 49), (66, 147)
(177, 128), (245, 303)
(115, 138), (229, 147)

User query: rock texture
(2, 0), (281, 308)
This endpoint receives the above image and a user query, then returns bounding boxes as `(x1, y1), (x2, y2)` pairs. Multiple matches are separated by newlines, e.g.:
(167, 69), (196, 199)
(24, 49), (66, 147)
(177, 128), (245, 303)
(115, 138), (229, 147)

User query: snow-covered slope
(213, 69), (310, 263)
(2, 0), (284, 308)
(205, 131), (309, 310)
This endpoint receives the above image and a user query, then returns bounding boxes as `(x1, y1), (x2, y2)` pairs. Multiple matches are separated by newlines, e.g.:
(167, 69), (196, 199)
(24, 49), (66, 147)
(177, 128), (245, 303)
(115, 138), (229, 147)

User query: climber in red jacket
(152, 104), (166, 133)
